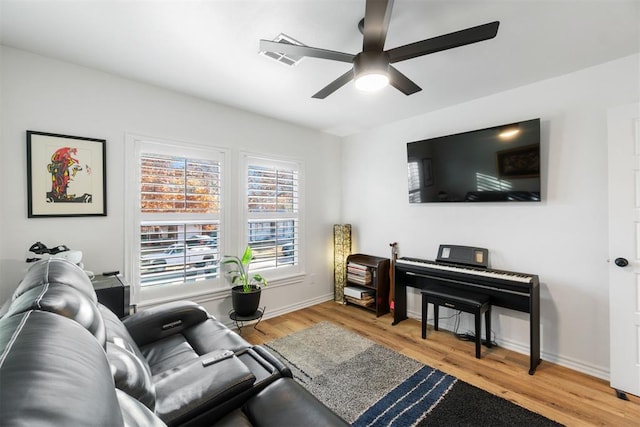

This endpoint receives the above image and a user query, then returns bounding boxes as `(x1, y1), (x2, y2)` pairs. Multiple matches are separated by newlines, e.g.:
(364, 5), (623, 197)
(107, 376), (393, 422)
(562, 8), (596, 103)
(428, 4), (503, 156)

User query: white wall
(0, 46), (342, 319)
(3, 43), (638, 379)
(341, 54), (639, 379)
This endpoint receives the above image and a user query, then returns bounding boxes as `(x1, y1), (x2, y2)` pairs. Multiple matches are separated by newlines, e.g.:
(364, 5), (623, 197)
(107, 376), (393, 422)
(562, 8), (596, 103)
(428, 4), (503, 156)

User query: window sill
(137, 272), (306, 309)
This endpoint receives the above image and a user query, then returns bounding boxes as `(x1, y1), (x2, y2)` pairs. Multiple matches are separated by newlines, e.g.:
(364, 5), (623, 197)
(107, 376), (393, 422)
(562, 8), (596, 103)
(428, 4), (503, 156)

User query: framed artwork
(496, 143), (540, 179)
(27, 131), (107, 217)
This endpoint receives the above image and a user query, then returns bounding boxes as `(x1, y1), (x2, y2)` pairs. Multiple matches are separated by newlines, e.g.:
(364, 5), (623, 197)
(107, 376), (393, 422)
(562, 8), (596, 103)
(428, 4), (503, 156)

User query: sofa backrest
(3, 282), (106, 345)
(0, 310), (126, 426)
(0, 309), (168, 426)
(1, 259), (159, 414)
(13, 258), (98, 303)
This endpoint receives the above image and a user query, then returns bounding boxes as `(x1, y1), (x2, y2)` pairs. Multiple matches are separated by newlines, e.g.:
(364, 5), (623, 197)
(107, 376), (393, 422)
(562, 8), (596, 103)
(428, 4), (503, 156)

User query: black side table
(92, 274), (131, 318)
(229, 307), (265, 335)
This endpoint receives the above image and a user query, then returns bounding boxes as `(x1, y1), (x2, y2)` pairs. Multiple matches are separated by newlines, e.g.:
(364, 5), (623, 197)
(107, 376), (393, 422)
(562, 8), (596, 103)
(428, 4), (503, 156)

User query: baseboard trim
(262, 293), (335, 320)
(220, 293), (335, 329)
(407, 308), (610, 381)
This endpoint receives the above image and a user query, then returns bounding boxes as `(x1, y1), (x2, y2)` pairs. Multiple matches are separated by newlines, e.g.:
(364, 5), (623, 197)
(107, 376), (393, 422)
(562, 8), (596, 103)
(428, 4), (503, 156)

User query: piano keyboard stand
(421, 289), (491, 359)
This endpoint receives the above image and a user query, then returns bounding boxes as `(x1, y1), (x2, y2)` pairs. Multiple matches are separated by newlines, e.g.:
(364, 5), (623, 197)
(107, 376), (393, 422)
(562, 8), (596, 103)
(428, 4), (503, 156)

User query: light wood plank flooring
(240, 301), (640, 427)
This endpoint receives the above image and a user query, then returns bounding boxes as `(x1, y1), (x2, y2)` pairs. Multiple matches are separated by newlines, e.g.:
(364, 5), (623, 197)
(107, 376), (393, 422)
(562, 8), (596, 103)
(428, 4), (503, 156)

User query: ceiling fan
(259, 0), (499, 99)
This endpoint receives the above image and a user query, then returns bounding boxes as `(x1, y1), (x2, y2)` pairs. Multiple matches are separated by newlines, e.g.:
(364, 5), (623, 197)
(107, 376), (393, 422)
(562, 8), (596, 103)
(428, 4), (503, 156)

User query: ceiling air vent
(260, 33), (305, 66)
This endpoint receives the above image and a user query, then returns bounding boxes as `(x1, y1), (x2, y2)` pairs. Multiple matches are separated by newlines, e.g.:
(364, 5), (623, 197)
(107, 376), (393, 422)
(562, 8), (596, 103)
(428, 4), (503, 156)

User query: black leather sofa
(0, 258), (348, 427)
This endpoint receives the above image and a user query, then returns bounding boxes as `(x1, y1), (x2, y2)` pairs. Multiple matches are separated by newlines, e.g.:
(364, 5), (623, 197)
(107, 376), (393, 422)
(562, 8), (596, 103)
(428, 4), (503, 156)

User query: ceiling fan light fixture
(353, 52), (390, 92)
(355, 72), (389, 92)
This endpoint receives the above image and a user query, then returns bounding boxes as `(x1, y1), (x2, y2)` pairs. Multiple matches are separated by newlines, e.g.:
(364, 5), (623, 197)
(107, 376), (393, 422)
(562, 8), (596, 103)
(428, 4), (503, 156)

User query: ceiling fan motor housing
(353, 51), (390, 79)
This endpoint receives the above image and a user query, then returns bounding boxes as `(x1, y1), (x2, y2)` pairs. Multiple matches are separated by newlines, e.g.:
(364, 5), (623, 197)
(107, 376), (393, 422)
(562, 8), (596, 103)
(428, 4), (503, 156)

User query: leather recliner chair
(0, 259), (348, 427)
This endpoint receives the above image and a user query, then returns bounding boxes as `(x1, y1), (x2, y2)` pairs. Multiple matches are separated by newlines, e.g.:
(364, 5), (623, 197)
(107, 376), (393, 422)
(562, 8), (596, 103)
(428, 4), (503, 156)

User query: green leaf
(222, 246), (267, 290)
(241, 246), (253, 266)
(252, 273), (267, 286)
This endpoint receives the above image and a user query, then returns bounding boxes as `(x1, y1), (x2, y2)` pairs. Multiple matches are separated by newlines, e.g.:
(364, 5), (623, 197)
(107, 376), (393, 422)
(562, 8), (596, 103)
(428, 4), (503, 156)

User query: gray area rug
(265, 321), (562, 427)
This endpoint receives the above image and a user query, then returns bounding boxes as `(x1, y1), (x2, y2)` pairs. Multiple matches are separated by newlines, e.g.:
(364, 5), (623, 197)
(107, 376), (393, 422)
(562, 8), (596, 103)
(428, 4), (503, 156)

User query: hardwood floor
(241, 301), (640, 427)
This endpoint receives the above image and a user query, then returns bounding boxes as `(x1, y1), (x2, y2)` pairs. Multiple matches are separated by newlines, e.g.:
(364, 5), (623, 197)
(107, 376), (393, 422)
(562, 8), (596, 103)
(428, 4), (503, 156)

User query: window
(245, 156), (300, 272)
(408, 160), (421, 202)
(125, 137), (302, 301)
(132, 139), (225, 290)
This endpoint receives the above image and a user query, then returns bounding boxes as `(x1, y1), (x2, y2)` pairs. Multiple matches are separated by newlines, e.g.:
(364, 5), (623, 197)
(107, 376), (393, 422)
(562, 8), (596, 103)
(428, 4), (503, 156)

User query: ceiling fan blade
(387, 21), (500, 63)
(388, 66), (422, 95)
(362, 0), (395, 52)
(260, 40), (355, 63)
(312, 70), (354, 99)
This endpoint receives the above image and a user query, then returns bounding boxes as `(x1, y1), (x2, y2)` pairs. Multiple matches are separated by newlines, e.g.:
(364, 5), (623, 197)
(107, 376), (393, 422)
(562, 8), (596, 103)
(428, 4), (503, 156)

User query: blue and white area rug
(265, 321), (561, 427)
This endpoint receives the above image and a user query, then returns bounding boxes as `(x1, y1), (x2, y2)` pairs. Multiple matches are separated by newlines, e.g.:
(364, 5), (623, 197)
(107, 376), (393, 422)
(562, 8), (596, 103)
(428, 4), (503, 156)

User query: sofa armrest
(123, 301), (209, 347)
(243, 378), (349, 427)
(251, 345), (292, 378)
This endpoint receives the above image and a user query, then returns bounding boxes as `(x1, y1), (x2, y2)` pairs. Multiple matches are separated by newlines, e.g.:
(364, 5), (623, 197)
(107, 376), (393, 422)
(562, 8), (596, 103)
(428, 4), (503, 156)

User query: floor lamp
(333, 224), (352, 303)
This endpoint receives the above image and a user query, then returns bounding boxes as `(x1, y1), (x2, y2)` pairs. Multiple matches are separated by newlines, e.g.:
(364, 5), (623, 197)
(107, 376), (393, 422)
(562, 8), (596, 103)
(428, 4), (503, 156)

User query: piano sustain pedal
(456, 332), (496, 348)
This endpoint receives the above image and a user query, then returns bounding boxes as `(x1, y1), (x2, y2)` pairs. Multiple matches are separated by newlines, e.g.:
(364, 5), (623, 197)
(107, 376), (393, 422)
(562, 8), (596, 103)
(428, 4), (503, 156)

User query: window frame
(241, 152), (304, 280)
(125, 134), (230, 305)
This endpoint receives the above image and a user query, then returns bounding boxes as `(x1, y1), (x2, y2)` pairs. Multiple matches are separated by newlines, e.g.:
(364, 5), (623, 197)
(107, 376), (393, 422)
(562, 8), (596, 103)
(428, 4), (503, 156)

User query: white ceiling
(1, 0), (638, 136)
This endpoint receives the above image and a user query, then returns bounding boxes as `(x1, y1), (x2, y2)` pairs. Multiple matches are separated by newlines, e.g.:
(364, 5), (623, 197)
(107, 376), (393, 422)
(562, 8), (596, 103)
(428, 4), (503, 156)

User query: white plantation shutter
(140, 155), (221, 213)
(138, 146), (223, 287)
(246, 157), (300, 270)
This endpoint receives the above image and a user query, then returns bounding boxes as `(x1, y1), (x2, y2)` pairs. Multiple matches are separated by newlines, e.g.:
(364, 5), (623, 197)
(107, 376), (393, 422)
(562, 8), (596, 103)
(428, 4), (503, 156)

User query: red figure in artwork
(46, 147), (89, 202)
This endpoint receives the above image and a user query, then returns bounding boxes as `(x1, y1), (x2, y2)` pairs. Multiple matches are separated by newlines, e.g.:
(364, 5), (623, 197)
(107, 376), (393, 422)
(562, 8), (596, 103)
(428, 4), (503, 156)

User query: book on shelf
(347, 262), (369, 271)
(344, 286), (374, 299)
(345, 295), (374, 307)
(347, 266), (371, 276)
(347, 262), (372, 285)
(347, 275), (371, 285)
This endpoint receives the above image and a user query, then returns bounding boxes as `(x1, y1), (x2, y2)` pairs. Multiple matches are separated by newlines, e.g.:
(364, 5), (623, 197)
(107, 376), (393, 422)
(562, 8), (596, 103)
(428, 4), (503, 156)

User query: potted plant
(222, 245), (267, 316)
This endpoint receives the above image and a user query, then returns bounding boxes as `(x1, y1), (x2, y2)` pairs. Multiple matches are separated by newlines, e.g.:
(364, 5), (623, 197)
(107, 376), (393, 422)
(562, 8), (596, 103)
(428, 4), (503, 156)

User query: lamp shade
(333, 224), (352, 303)
(353, 52), (389, 92)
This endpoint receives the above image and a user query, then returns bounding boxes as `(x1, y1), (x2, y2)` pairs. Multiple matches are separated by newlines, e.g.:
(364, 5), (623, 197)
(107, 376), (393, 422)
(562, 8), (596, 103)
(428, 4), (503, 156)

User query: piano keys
(393, 256), (541, 375)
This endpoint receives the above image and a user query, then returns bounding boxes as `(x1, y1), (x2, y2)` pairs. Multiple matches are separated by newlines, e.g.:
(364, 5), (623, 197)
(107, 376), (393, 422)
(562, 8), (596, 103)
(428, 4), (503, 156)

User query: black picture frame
(496, 143), (540, 179)
(27, 131), (107, 217)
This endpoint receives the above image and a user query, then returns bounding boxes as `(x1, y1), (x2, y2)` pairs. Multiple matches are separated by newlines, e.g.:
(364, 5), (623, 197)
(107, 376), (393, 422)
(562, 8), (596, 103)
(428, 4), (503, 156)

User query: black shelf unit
(345, 253), (390, 317)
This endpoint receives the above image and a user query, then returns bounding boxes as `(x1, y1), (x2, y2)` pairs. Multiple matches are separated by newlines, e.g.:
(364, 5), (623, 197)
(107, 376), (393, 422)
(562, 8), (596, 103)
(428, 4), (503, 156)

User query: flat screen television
(407, 118), (541, 203)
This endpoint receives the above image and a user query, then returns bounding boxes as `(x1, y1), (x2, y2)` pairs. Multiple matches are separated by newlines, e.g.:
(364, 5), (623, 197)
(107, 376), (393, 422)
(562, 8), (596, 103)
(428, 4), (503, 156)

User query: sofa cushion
(0, 310), (124, 426)
(101, 304), (152, 370)
(13, 258), (97, 303)
(153, 354), (256, 426)
(122, 301), (251, 374)
(107, 341), (157, 411)
(3, 282), (106, 345)
(99, 304), (157, 408)
(116, 389), (167, 427)
(142, 333), (202, 375)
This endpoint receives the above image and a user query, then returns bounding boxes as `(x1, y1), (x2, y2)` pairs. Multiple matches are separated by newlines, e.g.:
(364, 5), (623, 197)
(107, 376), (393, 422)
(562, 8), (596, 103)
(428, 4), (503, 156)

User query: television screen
(407, 118), (541, 203)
